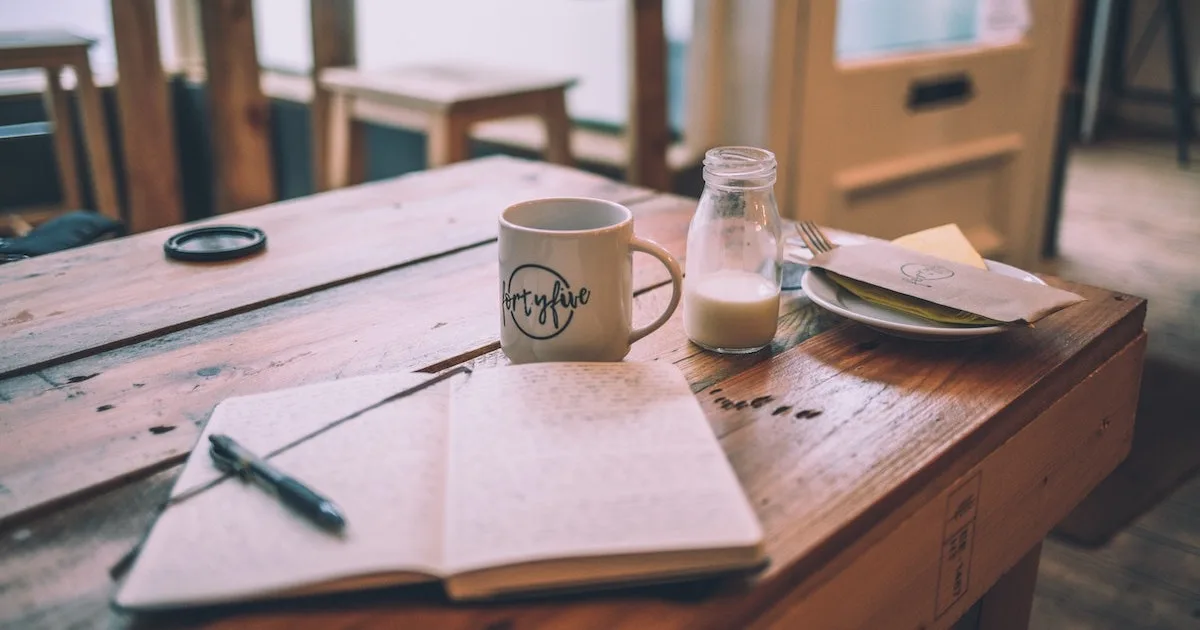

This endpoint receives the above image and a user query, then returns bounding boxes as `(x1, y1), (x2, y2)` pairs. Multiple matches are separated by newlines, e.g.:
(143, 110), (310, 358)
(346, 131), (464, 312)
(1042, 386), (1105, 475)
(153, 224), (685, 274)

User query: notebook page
(442, 362), (762, 575)
(116, 372), (454, 610)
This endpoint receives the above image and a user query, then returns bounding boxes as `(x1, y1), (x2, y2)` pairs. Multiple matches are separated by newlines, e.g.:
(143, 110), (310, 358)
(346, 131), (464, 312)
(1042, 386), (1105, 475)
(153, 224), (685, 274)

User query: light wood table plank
(0, 157), (648, 379)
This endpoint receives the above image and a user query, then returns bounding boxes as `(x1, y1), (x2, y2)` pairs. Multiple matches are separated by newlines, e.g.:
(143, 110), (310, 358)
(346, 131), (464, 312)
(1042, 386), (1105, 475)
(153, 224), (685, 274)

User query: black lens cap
(164, 225), (266, 262)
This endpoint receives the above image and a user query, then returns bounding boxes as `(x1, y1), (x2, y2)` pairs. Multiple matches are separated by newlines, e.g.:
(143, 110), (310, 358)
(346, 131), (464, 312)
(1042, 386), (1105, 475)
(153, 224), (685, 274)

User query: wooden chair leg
(346, 119), (368, 186)
(427, 111), (470, 168)
(542, 90), (573, 167)
(327, 91), (354, 189)
(42, 66), (82, 210)
(71, 53), (121, 221)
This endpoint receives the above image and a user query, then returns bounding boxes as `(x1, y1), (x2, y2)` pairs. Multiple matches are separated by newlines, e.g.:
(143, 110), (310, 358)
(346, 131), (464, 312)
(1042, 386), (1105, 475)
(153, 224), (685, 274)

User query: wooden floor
(1031, 138), (1200, 630)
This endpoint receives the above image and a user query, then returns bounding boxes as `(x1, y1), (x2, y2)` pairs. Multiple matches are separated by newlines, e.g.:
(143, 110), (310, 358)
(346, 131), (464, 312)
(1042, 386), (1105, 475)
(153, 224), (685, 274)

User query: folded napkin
(803, 224), (1085, 326)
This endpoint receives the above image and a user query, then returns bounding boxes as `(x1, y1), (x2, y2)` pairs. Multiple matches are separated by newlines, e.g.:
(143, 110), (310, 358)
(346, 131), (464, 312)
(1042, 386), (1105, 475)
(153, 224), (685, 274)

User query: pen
(208, 433), (346, 533)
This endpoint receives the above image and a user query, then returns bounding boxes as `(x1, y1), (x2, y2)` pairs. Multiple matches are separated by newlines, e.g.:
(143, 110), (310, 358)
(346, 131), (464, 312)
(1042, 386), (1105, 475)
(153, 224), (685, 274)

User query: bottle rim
(703, 146), (777, 187)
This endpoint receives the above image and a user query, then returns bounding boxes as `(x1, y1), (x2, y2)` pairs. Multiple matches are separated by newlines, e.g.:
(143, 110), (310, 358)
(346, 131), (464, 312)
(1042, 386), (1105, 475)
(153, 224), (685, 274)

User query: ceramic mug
(498, 197), (683, 364)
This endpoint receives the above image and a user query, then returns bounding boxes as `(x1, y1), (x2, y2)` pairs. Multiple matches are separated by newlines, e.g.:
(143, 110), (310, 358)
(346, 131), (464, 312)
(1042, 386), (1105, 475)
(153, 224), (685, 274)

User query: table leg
(427, 111), (470, 168)
(72, 51), (121, 221)
(542, 90), (573, 167)
(43, 65), (82, 210)
(976, 541), (1043, 630)
(327, 91), (354, 189)
(346, 120), (368, 186)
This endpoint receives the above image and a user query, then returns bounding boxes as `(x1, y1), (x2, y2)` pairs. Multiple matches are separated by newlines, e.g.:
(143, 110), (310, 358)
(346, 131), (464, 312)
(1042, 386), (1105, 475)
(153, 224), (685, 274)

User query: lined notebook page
(442, 362), (762, 575)
(116, 373), (452, 610)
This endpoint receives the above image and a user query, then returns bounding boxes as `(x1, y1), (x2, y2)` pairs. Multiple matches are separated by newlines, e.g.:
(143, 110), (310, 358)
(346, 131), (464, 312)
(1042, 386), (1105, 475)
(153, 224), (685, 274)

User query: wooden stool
(0, 30), (120, 223)
(319, 63), (576, 188)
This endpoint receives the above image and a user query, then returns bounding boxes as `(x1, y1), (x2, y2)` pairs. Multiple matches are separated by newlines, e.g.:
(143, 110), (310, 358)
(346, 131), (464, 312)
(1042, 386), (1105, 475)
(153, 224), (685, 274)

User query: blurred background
(0, 1), (1196, 628)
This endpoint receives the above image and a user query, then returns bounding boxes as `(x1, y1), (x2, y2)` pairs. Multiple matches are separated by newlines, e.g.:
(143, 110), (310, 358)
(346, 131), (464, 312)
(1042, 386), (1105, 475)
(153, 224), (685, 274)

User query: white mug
(498, 197), (683, 364)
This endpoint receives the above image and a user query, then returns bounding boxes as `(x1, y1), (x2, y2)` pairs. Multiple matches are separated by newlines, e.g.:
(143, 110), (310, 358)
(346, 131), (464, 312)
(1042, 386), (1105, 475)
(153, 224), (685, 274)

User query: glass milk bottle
(683, 147), (783, 354)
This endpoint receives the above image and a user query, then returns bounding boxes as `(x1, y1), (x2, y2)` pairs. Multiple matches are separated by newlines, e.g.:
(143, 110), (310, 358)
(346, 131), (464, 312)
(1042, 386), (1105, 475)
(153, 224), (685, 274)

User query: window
(836, 0), (979, 60)
(250, 0), (693, 130)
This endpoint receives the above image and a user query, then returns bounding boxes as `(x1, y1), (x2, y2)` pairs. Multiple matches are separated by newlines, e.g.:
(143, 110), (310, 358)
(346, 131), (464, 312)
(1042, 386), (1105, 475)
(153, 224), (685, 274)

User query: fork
(793, 220), (836, 256)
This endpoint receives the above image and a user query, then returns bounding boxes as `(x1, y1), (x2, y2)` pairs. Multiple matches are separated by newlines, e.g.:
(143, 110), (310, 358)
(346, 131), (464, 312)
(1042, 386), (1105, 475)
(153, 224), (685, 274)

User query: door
(770, 0), (1076, 269)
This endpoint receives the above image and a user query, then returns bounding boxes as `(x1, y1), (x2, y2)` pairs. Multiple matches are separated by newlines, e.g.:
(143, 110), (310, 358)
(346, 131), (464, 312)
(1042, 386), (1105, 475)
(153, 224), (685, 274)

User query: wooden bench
(0, 30), (119, 228)
(319, 63), (576, 188)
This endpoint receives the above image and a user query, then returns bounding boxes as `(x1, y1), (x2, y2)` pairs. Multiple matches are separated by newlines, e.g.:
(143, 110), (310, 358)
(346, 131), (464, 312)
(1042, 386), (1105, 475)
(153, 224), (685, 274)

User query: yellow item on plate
(824, 224), (1004, 326)
(890, 224), (988, 270)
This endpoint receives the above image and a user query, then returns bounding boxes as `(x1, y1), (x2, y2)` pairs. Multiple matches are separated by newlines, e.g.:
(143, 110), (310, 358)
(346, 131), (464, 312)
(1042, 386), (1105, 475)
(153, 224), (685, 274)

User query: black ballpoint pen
(208, 433), (346, 533)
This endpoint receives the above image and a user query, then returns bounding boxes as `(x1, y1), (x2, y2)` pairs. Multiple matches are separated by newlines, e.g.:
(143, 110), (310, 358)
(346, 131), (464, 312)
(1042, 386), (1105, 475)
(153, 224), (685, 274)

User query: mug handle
(628, 236), (683, 344)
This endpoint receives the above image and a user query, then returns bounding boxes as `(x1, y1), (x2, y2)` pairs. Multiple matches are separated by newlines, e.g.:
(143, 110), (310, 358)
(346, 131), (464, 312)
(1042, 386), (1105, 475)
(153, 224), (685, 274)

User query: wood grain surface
(0, 279), (1145, 630)
(0, 157), (648, 379)
(0, 156), (1149, 630)
(0, 192), (679, 525)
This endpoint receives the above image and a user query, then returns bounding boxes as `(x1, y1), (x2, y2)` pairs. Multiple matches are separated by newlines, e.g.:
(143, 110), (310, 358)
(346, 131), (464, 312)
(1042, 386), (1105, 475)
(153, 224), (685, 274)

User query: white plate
(799, 260), (1046, 341)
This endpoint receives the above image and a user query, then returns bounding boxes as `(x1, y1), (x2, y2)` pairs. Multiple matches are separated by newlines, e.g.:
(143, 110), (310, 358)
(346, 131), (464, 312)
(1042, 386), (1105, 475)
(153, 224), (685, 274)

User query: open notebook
(113, 362), (765, 610)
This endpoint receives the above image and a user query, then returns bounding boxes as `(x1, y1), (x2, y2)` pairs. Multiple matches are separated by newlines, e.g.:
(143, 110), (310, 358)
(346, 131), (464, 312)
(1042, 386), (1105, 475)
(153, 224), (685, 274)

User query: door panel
(840, 157), (1011, 256)
(773, 0), (1075, 268)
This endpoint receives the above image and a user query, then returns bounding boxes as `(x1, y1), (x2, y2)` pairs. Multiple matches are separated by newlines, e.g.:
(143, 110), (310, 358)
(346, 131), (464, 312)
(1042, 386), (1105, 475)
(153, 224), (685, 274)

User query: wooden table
(0, 156), (1147, 629)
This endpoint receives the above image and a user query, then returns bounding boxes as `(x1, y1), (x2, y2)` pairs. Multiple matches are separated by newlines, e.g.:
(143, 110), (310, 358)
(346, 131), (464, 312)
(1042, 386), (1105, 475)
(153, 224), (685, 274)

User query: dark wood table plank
(0, 193), (686, 525)
(0, 157), (648, 379)
(0, 274), (1146, 629)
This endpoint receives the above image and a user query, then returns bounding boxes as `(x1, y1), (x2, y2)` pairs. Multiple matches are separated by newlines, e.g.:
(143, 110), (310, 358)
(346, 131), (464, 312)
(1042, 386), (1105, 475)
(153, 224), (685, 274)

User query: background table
(0, 156), (1146, 629)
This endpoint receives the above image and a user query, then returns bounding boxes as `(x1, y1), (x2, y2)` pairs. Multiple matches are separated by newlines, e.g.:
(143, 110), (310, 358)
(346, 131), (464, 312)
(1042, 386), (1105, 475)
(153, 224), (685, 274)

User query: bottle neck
(702, 146), (777, 191)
